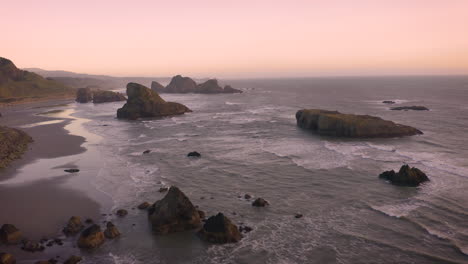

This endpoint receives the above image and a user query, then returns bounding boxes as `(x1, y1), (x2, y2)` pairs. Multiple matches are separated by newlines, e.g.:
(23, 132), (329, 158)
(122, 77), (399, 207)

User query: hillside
(0, 57), (73, 100)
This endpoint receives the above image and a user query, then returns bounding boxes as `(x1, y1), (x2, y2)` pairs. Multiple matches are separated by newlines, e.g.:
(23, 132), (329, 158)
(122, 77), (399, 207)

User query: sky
(2, 0), (468, 78)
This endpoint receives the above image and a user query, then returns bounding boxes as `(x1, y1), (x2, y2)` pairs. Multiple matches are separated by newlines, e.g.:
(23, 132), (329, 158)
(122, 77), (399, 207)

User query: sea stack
(296, 109), (423, 138)
(92, 90), (126, 103)
(197, 213), (242, 243)
(379, 165), (429, 186)
(151, 81), (165, 93)
(116, 82), (191, 120)
(165, 75), (198, 93)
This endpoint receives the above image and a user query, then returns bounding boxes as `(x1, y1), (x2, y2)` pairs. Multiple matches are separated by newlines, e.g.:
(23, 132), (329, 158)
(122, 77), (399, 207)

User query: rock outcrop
(151, 81), (165, 93)
(117, 83), (191, 120)
(92, 90), (126, 104)
(187, 151), (201, 157)
(390, 106), (429, 111)
(379, 165), (429, 186)
(196, 80), (242, 93)
(0, 253), (16, 264)
(223, 85), (242, 93)
(104, 222), (120, 239)
(75, 88), (93, 103)
(148, 186), (201, 234)
(63, 216), (84, 236)
(77, 224), (105, 249)
(197, 213), (242, 243)
(158, 76), (241, 94)
(165, 75), (198, 93)
(0, 224), (22, 244)
(252, 198), (269, 207)
(296, 109), (423, 138)
(64, 256), (82, 264)
(0, 126), (33, 168)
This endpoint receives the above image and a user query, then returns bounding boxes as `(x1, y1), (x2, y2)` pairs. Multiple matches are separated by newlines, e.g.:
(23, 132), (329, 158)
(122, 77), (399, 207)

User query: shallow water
(71, 76), (468, 263)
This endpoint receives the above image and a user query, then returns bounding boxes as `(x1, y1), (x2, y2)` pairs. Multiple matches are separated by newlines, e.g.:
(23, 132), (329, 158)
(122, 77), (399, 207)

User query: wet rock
(77, 224), (105, 249)
(63, 216), (84, 236)
(116, 209), (128, 217)
(85, 218), (93, 224)
(64, 169), (79, 173)
(21, 240), (45, 252)
(116, 82), (191, 120)
(296, 109), (423, 138)
(137, 202), (150, 210)
(76, 88), (93, 103)
(0, 224), (22, 244)
(198, 210), (206, 220)
(143, 150), (151, 154)
(239, 225), (253, 233)
(0, 253), (15, 264)
(390, 106), (429, 111)
(244, 194), (252, 199)
(64, 255), (82, 264)
(382, 100), (395, 104)
(104, 222), (120, 239)
(294, 213), (303, 219)
(158, 187), (168, 193)
(92, 90), (126, 104)
(148, 186), (201, 234)
(379, 164), (429, 187)
(198, 213), (242, 243)
(187, 151), (201, 157)
(252, 198), (269, 207)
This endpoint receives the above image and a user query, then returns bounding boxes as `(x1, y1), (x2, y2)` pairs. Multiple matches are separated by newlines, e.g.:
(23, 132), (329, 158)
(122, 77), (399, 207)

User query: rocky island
(296, 109), (423, 138)
(390, 106), (429, 111)
(75, 88), (126, 103)
(379, 165), (429, 186)
(117, 82), (191, 120)
(151, 75), (242, 94)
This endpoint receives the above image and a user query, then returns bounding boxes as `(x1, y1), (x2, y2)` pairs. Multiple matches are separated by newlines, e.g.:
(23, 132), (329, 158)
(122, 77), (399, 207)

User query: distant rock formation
(296, 109), (423, 138)
(223, 85), (242, 93)
(390, 106), (429, 111)
(148, 186), (201, 234)
(151, 81), (165, 93)
(92, 90), (126, 103)
(165, 75), (198, 93)
(75, 88), (93, 103)
(154, 75), (242, 94)
(197, 213), (242, 243)
(379, 165), (429, 186)
(0, 126), (33, 168)
(197, 79), (242, 94)
(117, 82), (191, 120)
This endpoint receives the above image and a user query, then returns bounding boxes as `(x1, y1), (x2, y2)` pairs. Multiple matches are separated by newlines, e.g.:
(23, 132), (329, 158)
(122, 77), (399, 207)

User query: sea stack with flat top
(117, 82), (191, 120)
(296, 109), (423, 138)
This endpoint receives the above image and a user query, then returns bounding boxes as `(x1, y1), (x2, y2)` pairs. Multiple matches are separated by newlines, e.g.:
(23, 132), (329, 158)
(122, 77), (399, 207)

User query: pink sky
(2, 0), (468, 77)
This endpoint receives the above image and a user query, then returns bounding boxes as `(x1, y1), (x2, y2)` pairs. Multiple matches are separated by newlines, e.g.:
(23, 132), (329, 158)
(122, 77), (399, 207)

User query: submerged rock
(198, 213), (242, 243)
(0, 253), (15, 264)
(116, 82), (191, 120)
(390, 106), (429, 111)
(64, 169), (79, 173)
(137, 202), (151, 210)
(296, 109), (423, 138)
(75, 88), (93, 103)
(252, 198), (269, 207)
(379, 164), (429, 187)
(21, 240), (45, 252)
(64, 256), (82, 264)
(0, 126), (33, 169)
(382, 100), (396, 104)
(143, 150), (151, 154)
(0, 224), (22, 244)
(294, 213), (303, 219)
(92, 90), (126, 104)
(77, 224), (105, 249)
(165, 75), (198, 93)
(104, 222), (120, 239)
(148, 186), (201, 234)
(116, 209), (128, 217)
(151, 81), (165, 93)
(187, 151), (201, 157)
(239, 225), (253, 233)
(63, 216), (84, 236)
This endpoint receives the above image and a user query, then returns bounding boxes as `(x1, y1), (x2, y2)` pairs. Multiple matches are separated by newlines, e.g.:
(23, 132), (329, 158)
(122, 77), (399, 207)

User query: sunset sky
(2, 0), (468, 78)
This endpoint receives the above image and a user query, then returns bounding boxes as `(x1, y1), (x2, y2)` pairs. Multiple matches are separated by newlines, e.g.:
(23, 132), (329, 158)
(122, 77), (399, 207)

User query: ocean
(67, 76), (468, 263)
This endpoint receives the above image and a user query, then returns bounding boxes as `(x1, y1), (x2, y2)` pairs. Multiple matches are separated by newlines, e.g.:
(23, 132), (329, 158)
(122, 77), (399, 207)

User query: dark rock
(252, 198), (269, 207)
(77, 224), (105, 249)
(158, 187), (168, 192)
(85, 218), (93, 224)
(63, 216), (84, 236)
(0, 224), (22, 244)
(137, 202), (150, 210)
(244, 194), (252, 200)
(198, 210), (206, 220)
(239, 225), (253, 233)
(148, 186), (201, 234)
(198, 213), (242, 243)
(294, 213), (303, 219)
(76, 88), (93, 103)
(0, 126), (33, 169)
(379, 164), (429, 187)
(223, 85), (242, 93)
(116, 82), (191, 120)
(21, 240), (45, 252)
(296, 109), (423, 138)
(64, 169), (79, 173)
(34, 260), (57, 264)
(143, 150), (151, 154)
(151, 81), (165, 93)
(92, 90), (126, 104)
(104, 222), (120, 239)
(187, 151), (201, 157)
(390, 106), (429, 111)
(64, 255), (82, 264)
(116, 209), (128, 217)
(196, 79), (224, 93)
(382, 100), (395, 104)
(0, 253), (15, 264)
(165, 75), (198, 93)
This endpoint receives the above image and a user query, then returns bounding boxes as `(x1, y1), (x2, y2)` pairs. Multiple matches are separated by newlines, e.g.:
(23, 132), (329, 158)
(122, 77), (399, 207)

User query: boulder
(252, 198), (269, 207)
(382, 100), (396, 104)
(137, 202), (151, 210)
(198, 213), (242, 243)
(21, 240), (45, 252)
(116, 82), (191, 120)
(151, 81), (165, 93)
(77, 224), (105, 249)
(244, 194), (252, 200)
(63, 216), (84, 236)
(64, 256), (82, 264)
(294, 213), (303, 219)
(143, 150), (151, 154)
(76, 88), (93, 103)
(64, 169), (79, 173)
(0, 253), (15, 264)
(296, 109), (423, 138)
(148, 186), (201, 234)
(187, 151), (201, 157)
(379, 164), (429, 187)
(390, 106), (429, 111)
(116, 209), (128, 217)
(104, 222), (120, 239)
(92, 90), (126, 104)
(165, 75), (198, 93)
(0, 224), (22, 244)
(0, 126), (33, 169)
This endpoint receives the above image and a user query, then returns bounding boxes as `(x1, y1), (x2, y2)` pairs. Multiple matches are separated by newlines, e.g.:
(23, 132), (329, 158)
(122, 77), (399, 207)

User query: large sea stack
(116, 83), (191, 120)
(148, 186), (201, 234)
(197, 79), (242, 94)
(0, 126), (33, 168)
(296, 109), (423, 138)
(165, 75), (197, 93)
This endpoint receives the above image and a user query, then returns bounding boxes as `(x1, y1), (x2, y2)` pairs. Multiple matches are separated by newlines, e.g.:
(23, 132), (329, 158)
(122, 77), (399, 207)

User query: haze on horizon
(2, 0), (468, 78)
